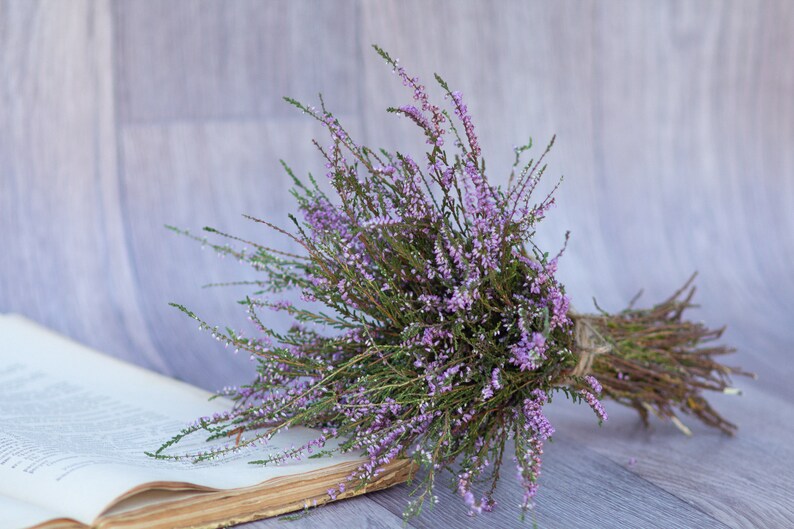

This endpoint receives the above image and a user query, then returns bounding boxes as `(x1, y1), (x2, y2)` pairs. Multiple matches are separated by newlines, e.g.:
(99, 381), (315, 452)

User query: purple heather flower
(450, 91), (481, 159)
(186, 49), (584, 521)
(446, 286), (474, 313)
(585, 375), (603, 394)
(582, 390), (608, 422)
(510, 331), (547, 371)
(270, 300), (293, 311)
(391, 62), (446, 142)
(491, 368), (502, 390)
(462, 490), (475, 507)
(522, 389), (554, 440)
(362, 215), (402, 229)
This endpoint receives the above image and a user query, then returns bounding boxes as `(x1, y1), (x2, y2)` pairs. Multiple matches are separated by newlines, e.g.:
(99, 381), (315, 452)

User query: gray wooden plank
(112, 0), (360, 123)
(0, 0), (163, 370)
(117, 118), (358, 389)
(370, 437), (729, 529)
(545, 382), (794, 529)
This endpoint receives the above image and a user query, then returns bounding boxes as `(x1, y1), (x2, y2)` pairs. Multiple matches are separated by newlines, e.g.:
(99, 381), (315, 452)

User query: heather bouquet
(153, 46), (750, 519)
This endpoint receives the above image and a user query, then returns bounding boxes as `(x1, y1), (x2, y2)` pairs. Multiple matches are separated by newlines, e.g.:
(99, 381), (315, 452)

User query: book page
(0, 315), (362, 526)
(0, 494), (71, 529)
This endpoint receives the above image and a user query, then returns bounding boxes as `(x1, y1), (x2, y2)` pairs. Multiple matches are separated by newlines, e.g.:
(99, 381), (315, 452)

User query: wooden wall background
(1, 1), (792, 527)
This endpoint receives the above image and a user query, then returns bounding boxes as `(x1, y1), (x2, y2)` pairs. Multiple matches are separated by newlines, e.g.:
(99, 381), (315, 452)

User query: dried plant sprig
(153, 45), (751, 520)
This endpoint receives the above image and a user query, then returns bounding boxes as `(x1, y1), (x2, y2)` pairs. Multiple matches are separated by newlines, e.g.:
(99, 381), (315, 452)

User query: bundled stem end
(568, 275), (754, 436)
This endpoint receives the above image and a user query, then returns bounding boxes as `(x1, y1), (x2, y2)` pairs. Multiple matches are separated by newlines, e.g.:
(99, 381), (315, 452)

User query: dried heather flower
(156, 45), (751, 521)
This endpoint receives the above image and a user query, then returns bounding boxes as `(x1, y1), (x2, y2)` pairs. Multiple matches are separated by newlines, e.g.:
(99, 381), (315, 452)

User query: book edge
(93, 458), (416, 529)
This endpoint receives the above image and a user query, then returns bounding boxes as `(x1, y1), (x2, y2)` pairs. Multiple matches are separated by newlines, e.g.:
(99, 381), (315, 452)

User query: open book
(0, 315), (413, 529)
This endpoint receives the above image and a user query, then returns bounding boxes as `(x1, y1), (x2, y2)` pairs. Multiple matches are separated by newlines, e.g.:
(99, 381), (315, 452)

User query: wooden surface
(1, 1), (792, 527)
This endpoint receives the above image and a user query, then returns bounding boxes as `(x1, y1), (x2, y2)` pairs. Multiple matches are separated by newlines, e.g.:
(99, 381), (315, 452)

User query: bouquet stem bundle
(155, 46), (751, 520)
(569, 275), (752, 436)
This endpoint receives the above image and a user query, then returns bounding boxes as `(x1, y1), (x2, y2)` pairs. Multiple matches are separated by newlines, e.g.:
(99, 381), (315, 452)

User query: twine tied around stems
(571, 315), (612, 378)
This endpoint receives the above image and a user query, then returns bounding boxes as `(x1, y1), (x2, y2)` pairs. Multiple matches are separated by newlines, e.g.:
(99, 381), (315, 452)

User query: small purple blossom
(582, 390), (608, 422)
(491, 368), (502, 390)
(510, 331), (547, 371)
(585, 375), (603, 394)
(522, 389), (554, 440)
(450, 91), (481, 159)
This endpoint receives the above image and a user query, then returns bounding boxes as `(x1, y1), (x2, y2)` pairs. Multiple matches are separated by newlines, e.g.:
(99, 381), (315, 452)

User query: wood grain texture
(113, 0), (359, 122)
(117, 120), (340, 387)
(1, 1), (792, 527)
(369, 437), (732, 529)
(0, 0), (164, 371)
